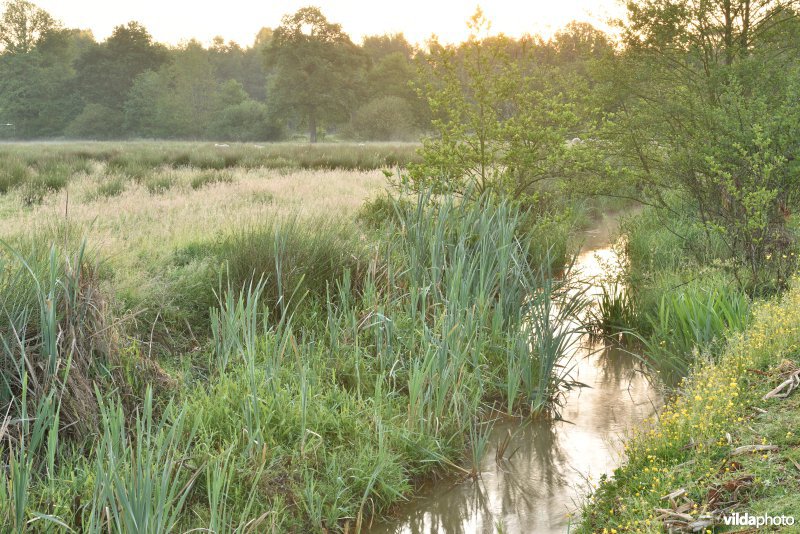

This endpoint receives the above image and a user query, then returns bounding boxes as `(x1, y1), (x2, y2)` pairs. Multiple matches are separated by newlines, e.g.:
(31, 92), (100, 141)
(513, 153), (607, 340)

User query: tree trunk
(723, 0), (734, 65)
(309, 112), (317, 143)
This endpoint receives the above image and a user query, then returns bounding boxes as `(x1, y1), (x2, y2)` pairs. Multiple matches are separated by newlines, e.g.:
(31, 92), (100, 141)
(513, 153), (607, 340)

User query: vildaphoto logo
(722, 512), (795, 527)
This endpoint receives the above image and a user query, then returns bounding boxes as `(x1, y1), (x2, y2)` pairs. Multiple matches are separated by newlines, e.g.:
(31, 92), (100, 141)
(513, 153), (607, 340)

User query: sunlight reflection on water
(371, 227), (660, 534)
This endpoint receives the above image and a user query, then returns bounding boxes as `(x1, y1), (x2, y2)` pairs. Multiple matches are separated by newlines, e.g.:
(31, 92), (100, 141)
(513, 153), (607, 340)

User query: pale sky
(33, 0), (623, 48)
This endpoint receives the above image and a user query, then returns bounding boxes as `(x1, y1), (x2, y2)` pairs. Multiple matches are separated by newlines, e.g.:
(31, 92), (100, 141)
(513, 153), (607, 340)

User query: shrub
(64, 104), (125, 140)
(350, 96), (417, 141)
(356, 192), (414, 229)
(208, 100), (283, 142)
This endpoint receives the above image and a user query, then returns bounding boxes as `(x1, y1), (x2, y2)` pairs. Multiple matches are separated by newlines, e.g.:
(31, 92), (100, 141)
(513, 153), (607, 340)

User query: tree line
(0, 1), (611, 142)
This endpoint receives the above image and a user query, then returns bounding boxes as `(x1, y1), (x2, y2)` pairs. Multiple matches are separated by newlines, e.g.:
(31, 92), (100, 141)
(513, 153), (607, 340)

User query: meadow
(2, 138), (798, 534)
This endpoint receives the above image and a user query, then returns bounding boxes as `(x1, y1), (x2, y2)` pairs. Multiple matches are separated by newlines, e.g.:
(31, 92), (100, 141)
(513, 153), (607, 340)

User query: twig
(730, 444), (778, 456)
(763, 370), (800, 400)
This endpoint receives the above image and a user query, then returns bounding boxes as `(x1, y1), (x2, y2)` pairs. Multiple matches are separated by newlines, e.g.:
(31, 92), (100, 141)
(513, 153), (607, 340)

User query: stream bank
(372, 213), (661, 534)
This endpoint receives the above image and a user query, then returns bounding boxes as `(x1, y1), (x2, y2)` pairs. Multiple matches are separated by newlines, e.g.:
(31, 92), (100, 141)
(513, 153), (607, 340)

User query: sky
(33, 0), (624, 47)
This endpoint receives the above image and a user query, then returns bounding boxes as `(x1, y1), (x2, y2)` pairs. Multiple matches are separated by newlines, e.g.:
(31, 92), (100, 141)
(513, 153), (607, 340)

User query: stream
(371, 217), (661, 534)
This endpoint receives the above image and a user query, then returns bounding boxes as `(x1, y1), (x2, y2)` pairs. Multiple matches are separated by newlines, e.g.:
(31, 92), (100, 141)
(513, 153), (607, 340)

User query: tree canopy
(265, 7), (364, 142)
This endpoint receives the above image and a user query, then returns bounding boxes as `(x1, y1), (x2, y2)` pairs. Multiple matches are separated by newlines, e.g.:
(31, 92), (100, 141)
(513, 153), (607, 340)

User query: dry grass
(0, 166), (387, 270)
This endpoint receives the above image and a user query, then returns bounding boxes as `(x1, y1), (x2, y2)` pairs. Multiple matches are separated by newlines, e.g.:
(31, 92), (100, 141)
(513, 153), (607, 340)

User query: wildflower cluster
(581, 278), (800, 532)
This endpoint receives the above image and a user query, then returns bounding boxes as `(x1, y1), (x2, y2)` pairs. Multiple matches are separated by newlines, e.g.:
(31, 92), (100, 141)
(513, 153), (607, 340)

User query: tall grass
(587, 281), (637, 341)
(163, 216), (368, 341)
(91, 390), (196, 533)
(0, 142), (419, 207)
(616, 207), (753, 381)
(642, 283), (750, 380)
(0, 238), (121, 435)
(0, 189), (587, 532)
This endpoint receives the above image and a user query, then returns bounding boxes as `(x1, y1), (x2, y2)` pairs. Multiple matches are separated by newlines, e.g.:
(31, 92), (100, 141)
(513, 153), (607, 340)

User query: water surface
(372, 223), (660, 534)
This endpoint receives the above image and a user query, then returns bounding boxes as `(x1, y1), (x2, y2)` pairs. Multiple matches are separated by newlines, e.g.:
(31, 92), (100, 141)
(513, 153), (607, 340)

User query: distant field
(0, 141), (406, 329)
(0, 140), (415, 251)
(0, 140), (421, 171)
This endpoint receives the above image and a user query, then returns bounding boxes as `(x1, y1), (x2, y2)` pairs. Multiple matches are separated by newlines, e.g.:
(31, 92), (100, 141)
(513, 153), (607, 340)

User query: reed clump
(0, 189), (588, 531)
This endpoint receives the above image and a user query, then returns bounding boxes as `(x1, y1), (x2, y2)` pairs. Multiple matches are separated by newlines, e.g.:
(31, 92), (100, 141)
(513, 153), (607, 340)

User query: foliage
(0, 0), (55, 53)
(642, 281), (751, 381)
(581, 278), (800, 532)
(588, 281), (638, 340)
(603, 0), (800, 295)
(0, 238), (124, 437)
(350, 96), (416, 141)
(409, 9), (591, 200)
(65, 103), (125, 139)
(265, 7), (365, 142)
(208, 99), (282, 142)
(0, 28), (83, 137)
(0, 189), (585, 531)
(73, 21), (168, 112)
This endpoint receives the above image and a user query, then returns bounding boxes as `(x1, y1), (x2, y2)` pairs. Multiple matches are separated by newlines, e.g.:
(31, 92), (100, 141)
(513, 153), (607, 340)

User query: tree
(65, 103), (124, 139)
(123, 41), (218, 139)
(604, 0), (800, 292)
(208, 98), (282, 141)
(123, 70), (169, 137)
(550, 22), (614, 64)
(74, 21), (167, 114)
(265, 7), (364, 142)
(351, 96), (415, 140)
(362, 33), (413, 62)
(0, 6), (83, 138)
(410, 9), (587, 200)
(0, 0), (56, 53)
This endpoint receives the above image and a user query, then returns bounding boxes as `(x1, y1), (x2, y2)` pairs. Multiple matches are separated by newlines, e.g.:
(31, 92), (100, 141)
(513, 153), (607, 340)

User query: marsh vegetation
(2, 0), (800, 532)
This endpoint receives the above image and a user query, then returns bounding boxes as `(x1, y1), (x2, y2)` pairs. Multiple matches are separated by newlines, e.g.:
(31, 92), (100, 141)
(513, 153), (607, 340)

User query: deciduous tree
(265, 7), (364, 142)
(605, 0), (800, 292)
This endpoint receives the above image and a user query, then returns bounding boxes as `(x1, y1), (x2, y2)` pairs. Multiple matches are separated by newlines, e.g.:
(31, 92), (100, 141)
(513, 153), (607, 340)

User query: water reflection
(371, 235), (660, 534)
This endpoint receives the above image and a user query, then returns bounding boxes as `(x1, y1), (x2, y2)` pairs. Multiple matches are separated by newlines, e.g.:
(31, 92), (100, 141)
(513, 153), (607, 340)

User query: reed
(642, 283), (750, 380)
(0, 188), (585, 531)
(87, 389), (196, 534)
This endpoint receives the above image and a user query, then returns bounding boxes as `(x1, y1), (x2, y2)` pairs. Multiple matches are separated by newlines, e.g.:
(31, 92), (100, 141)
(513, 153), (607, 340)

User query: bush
(350, 96), (417, 141)
(64, 104), (126, 140)
(208, 100), (283, 142)
(356, 192), (414, 229)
